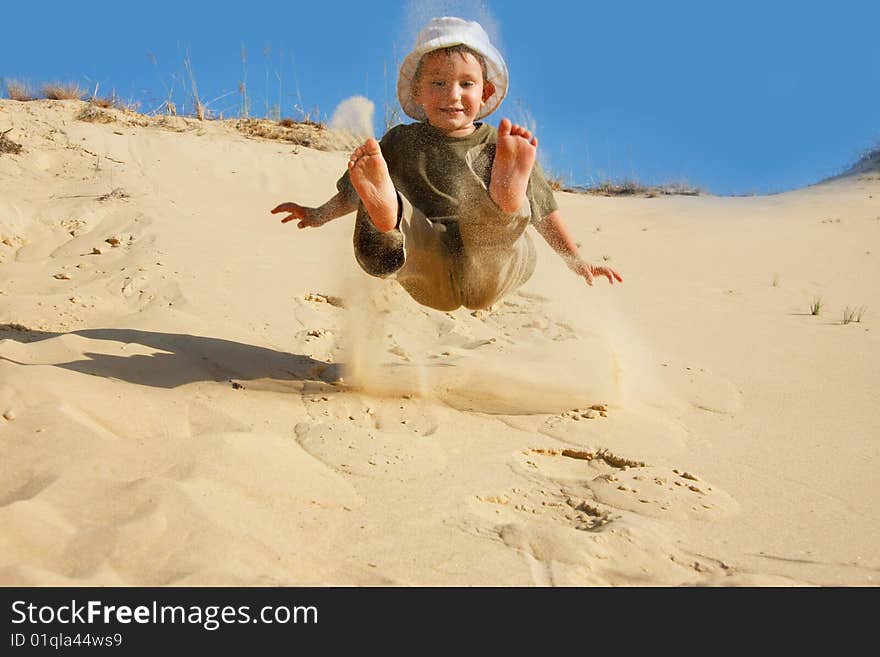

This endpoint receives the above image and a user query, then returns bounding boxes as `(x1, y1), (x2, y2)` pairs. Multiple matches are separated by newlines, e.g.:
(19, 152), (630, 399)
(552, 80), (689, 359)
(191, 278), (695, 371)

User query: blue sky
(2, 0), (878, 195)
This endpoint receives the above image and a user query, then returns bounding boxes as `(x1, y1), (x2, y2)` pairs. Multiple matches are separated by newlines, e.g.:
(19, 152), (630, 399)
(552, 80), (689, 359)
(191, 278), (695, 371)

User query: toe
(364, 138), (381, 155)
(498, 117), (512, 137)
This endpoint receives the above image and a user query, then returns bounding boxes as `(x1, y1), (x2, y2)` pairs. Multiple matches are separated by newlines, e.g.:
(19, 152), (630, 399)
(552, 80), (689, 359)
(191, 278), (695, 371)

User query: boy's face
(413, 50), (496, 137)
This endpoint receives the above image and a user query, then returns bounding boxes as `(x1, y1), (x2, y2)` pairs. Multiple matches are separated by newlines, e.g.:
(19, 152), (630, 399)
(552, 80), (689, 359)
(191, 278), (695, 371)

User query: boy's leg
(453, 142), (537, 310)
(348, 139), (398, 233)
(353, 194), (462, 311)
(352, 201), (405, 278)
(349, 138), (461, 310)
(460, 141), (531, 248)
(459, 229), (536, 310)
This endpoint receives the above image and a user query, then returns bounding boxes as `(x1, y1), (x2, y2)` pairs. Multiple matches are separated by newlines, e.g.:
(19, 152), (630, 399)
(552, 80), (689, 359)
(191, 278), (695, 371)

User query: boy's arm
(535, 210), (623, 286)
(270, 192), (358, 229)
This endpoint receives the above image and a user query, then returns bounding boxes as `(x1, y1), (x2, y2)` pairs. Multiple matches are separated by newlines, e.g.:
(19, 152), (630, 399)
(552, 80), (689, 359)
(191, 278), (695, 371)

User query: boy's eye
(432, 80), (444, 86)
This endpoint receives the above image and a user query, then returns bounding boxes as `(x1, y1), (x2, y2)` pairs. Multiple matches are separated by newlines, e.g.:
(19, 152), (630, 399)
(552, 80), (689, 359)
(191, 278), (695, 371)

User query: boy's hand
(270, 202), (327, 229)
(570, 259), (623, 286)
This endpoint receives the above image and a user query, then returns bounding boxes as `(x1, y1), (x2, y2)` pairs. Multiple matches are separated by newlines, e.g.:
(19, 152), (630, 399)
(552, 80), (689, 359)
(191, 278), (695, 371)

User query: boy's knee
(353, 208), (406, 278)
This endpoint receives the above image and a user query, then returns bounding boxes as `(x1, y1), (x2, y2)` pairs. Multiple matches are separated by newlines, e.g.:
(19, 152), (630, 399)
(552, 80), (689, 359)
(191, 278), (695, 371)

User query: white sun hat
(397, 16), (508, 122)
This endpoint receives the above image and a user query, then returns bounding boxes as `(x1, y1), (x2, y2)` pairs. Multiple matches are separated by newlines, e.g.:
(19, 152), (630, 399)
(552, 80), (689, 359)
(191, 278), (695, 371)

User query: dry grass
(159, 100), (178, 116)
(541, 167), (701, 197)
(655, 181), (702, 196)
(382, 56), (402, 133)
(825, 141), (880, 182)
(77, 105), (114, 124)
(277, 116), (324, 129)
(589, 180), (651, 196)
(183, 55), (205, 120)
(546, 173), (566, 192)
(90, 96), (115, 108)
(234, 117), (363, 152)
(0, 128), (23, 155)
(236, 118), (321, 146)
(87, 93), (139, 113)
(560, 179), (702, 198)
(5, 79), (37, 101)
(41, 82), (85, 100)
(89, 95), (128, 110)
(846, 143), (880, 175)
(842, 305), (867, 325)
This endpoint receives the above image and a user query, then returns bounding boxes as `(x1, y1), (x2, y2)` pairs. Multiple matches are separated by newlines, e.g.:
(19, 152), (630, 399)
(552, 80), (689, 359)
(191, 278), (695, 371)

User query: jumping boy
(271, 16), (622, 311)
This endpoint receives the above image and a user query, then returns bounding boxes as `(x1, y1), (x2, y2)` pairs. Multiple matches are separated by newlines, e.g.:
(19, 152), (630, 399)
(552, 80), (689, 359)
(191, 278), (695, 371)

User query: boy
(271, 16), (622, 311)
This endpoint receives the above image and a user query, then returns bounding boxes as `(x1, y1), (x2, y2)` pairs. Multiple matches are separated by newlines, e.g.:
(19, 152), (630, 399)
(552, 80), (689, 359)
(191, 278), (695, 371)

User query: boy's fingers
(592, 266), (623, 285)
(279, 208), (309, 223)
(605, 267), (623, 283)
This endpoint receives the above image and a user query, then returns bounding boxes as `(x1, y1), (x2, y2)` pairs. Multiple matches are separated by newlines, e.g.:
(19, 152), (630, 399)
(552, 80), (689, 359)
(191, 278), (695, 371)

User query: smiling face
(413, 49), (496, 137)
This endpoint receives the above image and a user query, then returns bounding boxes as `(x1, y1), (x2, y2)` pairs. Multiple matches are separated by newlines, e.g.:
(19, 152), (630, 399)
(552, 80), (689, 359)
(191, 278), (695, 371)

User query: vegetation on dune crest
(40, 82), (85, 100)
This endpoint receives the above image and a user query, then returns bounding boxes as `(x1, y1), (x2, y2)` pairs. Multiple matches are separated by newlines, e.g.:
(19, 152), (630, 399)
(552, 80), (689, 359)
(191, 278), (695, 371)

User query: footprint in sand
(295, 421), (447, 480)
(551, 404), (610, 424)
(49, 210), (153, 260)
(303, 292), (345, 308)
(468, 292), (578, 343)
(293, 397), (446, 480)
(465, 446), (742, 585)
(473, 487), (615, 533)
(511, 447), (739, 522)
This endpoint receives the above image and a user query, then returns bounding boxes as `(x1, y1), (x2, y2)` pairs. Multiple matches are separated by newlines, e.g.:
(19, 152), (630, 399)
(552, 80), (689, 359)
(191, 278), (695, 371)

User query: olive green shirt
(337, 121), (558, 226)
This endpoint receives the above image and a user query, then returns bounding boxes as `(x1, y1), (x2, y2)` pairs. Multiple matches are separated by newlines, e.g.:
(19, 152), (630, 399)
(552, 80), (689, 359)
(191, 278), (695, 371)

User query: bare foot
(489, 118), (537, 214)
(349, 138), (398, 233)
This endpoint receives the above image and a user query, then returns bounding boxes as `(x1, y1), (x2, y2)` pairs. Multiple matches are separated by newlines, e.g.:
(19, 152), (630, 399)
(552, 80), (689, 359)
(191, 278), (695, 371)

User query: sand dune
(1, 99), (878, 586)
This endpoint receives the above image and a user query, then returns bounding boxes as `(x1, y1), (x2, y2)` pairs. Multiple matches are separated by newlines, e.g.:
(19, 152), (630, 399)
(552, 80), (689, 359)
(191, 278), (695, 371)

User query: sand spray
(401, 0), (503, 56)
(334, 257), (676, 415)
(328, 96), (375, 140)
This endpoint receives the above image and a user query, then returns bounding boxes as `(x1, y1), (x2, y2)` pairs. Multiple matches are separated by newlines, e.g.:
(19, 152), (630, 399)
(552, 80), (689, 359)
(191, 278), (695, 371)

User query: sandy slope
(1, 100), (877, 586)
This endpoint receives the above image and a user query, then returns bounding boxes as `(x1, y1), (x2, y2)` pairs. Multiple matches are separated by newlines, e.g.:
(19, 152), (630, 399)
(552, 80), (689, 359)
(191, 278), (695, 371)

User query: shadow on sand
(0, 325), (342, 390)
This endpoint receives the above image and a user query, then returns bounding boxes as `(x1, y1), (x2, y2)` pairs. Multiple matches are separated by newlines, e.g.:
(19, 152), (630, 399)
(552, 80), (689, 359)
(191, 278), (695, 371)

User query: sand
(1, 99), (878, 586)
